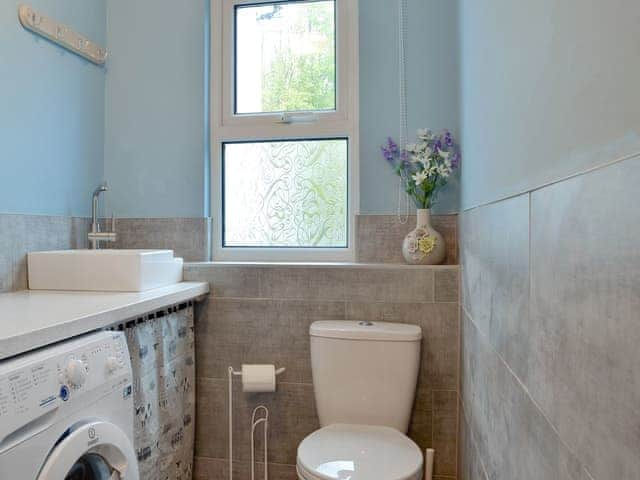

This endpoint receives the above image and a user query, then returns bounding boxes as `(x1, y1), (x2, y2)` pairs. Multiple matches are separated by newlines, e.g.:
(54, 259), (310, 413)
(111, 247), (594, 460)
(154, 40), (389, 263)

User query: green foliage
(262, 3), (335, 112)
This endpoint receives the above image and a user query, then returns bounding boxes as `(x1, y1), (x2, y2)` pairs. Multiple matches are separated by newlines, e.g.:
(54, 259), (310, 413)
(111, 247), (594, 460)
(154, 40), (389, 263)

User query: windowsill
(184, 261), (459, 269)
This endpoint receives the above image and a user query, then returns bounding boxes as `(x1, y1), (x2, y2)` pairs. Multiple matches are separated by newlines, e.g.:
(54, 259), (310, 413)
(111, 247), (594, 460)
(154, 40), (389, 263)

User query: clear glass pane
(223, 139), (348, 247)
(235, 0), (336, 114)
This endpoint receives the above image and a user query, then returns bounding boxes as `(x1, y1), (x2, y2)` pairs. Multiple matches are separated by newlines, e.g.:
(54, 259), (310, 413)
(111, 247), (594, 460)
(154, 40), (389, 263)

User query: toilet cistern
(88, 183), (117, 249)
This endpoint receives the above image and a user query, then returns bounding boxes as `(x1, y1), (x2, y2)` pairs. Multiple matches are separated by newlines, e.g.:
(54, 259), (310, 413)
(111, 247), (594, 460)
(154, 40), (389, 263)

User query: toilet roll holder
(227, 365), (286, 480)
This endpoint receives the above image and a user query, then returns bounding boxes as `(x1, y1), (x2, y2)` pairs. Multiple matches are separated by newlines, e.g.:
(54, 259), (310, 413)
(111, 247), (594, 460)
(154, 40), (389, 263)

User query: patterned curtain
(124, 304), (196, 480)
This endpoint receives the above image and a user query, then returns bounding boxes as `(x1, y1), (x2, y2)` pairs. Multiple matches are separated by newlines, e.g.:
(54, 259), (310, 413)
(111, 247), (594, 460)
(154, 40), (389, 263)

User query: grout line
(462, 150), (640, 213)
(461, 305), (595, 479)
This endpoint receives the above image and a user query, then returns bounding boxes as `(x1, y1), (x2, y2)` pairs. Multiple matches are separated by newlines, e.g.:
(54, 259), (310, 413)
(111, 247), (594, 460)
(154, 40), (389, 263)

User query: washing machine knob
(65, 358), (88, 387)
(105, 356), (119, 374)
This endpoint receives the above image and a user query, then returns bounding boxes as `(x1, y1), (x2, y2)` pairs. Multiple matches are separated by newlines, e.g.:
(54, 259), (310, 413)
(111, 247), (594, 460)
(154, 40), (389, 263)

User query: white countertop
(0, 282), (209, 361)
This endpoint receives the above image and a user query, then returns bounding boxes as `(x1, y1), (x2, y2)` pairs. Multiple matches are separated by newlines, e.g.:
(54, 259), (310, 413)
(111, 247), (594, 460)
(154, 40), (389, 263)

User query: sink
(27, 249), (184, 292)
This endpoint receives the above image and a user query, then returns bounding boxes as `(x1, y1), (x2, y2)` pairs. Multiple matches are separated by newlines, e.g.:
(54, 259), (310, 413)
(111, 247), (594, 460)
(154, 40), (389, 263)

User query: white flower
(412, 170), (428, 186)
(417, 128), (433, 140)
(437, 164), (451, 178)
(438, 148), (450, 161)
(406, 143), (419, 153)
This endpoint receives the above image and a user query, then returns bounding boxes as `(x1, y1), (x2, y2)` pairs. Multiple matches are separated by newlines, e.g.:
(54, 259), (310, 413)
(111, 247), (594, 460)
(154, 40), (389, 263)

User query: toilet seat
(296, 424), (423, 480)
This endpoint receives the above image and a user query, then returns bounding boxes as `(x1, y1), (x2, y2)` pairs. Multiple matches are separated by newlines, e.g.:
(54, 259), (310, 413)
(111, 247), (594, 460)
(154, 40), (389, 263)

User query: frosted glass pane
(223, 139), (348, 247)
(235, 0), (336, 114)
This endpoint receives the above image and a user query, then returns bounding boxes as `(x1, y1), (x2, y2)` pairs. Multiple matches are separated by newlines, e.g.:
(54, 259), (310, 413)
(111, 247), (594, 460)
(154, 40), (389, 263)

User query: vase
(402, 209), (446, 265)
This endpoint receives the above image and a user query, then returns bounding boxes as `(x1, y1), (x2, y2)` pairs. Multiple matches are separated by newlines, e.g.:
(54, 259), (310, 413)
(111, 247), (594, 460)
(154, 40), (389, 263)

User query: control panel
(0, 331), (131, 446)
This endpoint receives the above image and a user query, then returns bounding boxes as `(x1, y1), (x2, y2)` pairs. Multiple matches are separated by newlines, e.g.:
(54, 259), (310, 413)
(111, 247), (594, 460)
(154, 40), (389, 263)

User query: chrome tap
(88, 183), (117, 249)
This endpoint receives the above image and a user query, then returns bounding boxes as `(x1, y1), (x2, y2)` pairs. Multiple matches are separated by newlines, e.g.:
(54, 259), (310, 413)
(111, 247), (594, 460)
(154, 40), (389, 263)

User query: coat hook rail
(18, 4), (107, 65)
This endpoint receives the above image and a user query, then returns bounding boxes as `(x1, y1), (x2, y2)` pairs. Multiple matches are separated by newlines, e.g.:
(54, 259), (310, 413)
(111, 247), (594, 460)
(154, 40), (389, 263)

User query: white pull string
(397, 0), (410, 224)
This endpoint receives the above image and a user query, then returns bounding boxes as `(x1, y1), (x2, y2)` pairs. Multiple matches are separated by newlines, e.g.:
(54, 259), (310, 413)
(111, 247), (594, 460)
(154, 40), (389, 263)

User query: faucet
(88, 183), (117, 249)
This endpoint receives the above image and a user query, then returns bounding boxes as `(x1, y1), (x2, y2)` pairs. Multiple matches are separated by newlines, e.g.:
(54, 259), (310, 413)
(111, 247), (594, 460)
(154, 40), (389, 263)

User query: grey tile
(435, 268), (459, 302)
(356, 214), (458, 265)
(185, 265), (260, 298)
(458, 401), (488, 480)
(459, 194), (530, 381)
(462, 313), (591, 480)
(259, 267), (348, 301)
(346, 302), (459, 390)
(342, 266), (435, 303)
(196, 378), (319, 465)
(196, 298), (345, 383)
(528, 157), (640, 480)
(432, 390), (458, 477)
(194, 457), (297, 480)
(407, 386), (433, 454)
(110, 217), (211, 261)
(0, 214), (90, 292)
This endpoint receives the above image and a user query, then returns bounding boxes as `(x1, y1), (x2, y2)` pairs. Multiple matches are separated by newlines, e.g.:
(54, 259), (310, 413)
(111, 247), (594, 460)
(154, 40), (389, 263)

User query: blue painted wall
(0, 0), (105, 216)
(104, 0), (459, 217)
(103, 0), (207, 218)
(459, 0), (640, 209)
(359, 0), (459, 214)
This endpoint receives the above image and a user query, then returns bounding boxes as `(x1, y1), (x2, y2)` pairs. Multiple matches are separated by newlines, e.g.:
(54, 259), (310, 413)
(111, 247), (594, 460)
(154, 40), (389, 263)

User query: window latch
(277, 113), (319, 124)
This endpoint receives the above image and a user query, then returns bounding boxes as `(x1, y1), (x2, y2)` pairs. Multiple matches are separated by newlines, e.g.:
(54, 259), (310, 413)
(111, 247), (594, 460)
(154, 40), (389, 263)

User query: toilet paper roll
(241, 364), (276, 393)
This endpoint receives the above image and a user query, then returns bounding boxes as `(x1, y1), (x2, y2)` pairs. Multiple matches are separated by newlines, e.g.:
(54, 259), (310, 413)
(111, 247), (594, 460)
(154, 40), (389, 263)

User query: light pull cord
(397, 0), (410, 225)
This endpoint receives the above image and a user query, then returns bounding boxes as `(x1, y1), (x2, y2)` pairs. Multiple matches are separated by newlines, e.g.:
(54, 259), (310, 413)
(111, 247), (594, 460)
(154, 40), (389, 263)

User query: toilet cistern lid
(309, 321), (422, 341)
(297, 424), (423, 480)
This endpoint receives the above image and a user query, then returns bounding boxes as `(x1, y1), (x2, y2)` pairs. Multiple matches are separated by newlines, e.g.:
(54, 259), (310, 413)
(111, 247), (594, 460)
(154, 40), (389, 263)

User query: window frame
(211, 0), (359, 262)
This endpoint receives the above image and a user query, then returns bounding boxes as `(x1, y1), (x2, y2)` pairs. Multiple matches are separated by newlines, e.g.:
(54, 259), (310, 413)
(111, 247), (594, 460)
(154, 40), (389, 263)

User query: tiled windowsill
(184, 261), (459, 269)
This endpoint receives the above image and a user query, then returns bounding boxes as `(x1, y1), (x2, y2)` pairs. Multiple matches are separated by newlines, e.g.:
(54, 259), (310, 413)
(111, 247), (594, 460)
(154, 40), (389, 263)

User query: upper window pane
(223, 138), (348, 248)
(235, 0), (336, 114)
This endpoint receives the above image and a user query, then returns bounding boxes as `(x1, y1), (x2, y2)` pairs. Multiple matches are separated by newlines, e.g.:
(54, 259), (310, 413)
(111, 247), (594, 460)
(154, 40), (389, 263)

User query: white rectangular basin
(28, 249), (184, 292)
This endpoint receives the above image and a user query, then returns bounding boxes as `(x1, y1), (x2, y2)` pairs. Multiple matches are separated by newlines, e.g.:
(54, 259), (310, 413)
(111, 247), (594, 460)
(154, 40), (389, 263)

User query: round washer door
(37, 421), (139, 480)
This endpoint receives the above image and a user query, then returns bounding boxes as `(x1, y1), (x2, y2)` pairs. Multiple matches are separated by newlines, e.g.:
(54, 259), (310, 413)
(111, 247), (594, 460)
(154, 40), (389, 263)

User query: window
(211, 0), (359, 261)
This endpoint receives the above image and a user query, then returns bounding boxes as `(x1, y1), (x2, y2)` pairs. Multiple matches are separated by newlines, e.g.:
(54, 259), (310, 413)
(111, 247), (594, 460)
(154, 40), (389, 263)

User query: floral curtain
(124, 304), (196, 480)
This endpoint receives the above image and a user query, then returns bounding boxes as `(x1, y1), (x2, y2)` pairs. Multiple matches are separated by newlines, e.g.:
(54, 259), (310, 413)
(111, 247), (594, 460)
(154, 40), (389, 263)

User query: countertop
(0, 282), (209, 361)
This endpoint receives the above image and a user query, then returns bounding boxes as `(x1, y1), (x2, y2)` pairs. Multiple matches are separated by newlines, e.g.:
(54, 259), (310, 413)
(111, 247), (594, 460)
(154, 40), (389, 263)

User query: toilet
(297, 320), (424, 480)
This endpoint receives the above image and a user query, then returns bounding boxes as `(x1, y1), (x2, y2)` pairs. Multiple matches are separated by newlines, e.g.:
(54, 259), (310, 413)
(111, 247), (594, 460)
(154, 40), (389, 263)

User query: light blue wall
(359, 0), (459, 214)
(104, 0), (207, 218)
(459, 0), (640, 210)
(104, 0), (460, 217)
(0, 0), (106, 216)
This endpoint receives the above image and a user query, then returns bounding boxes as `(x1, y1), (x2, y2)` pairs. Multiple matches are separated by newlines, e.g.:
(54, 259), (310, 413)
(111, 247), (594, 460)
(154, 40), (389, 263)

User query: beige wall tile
(432, 391), (458, 477)
(435, 268), (459, 303)
(185, 265), (260, 298)
(110, 217), (211, 261)
(196, 298), (344, 383)
(196, 378), (318, 465)
(0, 214), (89, 292)
(342, 267), (435, 303)
(346, 302), (459, 390)
(259, 267), (348, 301)
(194, 457), (297, 480)
(356, 214), (458, 265)
(408, 386), (433, 453)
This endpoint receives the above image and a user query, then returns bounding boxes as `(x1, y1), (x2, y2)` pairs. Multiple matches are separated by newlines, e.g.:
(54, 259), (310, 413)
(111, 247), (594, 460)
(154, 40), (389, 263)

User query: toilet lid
(297, 424), (423, 480)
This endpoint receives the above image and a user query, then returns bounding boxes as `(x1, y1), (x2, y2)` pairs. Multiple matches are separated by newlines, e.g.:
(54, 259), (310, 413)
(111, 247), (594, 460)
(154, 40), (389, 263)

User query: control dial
(65, 358), (88, 387)
(105, 356), (119, 374)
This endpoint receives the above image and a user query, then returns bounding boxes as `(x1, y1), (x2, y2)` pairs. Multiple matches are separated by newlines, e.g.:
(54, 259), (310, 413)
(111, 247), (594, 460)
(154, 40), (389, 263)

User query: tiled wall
(0, 214), (89, 292)
(111, 214), (455, 264)
(184, 263), (460, 480)
(458, 156), (640, 479)
(357, 214), (458, 265)
(108, 218), (212, 261)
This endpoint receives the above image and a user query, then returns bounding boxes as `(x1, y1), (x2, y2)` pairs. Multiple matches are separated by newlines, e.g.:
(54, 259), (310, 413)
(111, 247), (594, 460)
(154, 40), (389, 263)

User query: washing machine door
(37, 421), (139, 480)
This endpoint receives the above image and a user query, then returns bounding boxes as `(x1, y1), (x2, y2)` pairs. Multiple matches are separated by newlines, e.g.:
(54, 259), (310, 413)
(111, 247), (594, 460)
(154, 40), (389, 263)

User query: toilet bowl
(297, 424), (423, 480)
(296, 321), (424, 480)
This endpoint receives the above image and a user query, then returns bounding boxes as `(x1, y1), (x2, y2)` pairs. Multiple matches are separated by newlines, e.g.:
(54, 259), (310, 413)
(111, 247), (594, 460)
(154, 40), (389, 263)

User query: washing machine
(0, 330), (139, 479)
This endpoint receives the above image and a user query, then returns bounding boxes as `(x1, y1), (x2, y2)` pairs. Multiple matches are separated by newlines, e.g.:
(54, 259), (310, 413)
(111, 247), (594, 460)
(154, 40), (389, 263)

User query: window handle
(277, 113), (319, 124)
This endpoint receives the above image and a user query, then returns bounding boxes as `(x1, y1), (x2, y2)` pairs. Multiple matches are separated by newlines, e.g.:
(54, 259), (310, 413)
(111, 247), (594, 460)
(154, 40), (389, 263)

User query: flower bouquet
(381, 129), (460, 264)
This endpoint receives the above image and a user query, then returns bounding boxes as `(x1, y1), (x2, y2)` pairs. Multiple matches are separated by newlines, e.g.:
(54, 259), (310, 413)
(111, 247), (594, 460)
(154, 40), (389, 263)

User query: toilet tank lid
(310, 321), (422, 342)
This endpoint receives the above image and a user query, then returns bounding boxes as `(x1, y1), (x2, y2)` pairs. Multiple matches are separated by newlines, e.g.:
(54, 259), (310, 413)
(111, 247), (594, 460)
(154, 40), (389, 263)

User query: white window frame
(210, 0), (359, 262)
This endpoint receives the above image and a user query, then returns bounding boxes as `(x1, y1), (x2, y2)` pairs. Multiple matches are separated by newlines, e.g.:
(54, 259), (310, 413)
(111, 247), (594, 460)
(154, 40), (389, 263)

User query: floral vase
(402, 209), (446, 265)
